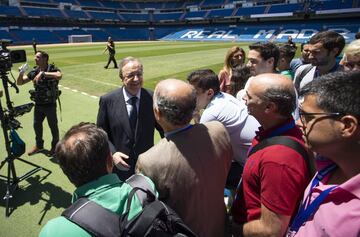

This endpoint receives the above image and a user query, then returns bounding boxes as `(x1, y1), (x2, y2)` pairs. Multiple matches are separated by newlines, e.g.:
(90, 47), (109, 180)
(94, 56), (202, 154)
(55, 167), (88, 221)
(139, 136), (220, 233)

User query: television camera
(0, 39), (27, 72)
(0, 39), (51, 217)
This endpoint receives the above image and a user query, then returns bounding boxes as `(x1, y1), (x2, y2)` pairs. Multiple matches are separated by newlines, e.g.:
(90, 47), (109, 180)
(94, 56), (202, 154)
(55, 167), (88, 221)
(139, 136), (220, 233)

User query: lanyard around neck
(164, 124), (193, 138)
(268, 120), (296, 138)
(289, 163), (337, 232)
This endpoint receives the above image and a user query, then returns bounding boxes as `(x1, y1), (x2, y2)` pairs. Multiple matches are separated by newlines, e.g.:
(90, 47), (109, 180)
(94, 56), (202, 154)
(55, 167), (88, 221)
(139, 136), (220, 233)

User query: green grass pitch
(0, 40), (298, 236)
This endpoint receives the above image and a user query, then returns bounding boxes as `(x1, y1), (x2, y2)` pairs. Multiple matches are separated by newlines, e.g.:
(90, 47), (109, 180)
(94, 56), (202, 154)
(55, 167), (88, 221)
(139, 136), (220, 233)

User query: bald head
(248, 73), (296, 117)
(154, 79), (196, 126)
(252, 73), (295, 94)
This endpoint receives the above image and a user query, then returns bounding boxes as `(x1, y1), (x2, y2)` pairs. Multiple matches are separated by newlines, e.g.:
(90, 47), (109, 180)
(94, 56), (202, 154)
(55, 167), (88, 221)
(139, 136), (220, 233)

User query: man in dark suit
(97, 57), (163, 181)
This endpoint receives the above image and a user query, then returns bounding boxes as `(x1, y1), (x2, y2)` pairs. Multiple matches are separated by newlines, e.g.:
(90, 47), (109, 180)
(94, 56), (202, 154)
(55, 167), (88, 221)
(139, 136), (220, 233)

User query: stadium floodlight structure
(68, 34), (92, 43)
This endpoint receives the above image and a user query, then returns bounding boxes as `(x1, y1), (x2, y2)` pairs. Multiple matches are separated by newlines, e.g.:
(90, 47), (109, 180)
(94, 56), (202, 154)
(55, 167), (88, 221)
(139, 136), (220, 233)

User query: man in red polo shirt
(231, 74), (310, 237)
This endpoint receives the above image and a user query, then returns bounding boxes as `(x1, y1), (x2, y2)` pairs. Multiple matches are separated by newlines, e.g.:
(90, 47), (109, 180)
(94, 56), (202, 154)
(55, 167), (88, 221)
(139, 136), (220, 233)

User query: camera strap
(57, 95), (62, 122)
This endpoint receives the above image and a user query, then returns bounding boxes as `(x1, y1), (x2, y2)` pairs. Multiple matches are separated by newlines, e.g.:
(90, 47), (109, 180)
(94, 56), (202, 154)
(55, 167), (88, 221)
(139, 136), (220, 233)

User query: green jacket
(39, 173), (155, 237)
(280, 69), (295, 81)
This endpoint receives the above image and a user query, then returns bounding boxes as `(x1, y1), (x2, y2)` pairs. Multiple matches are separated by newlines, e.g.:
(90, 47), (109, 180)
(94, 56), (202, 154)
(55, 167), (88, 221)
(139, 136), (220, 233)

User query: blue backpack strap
(62, 197), (120, 237)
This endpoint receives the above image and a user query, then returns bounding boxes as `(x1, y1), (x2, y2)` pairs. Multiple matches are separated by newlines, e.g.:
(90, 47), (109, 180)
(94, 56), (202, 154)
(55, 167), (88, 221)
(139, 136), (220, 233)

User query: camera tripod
(0, 71), (51, 217)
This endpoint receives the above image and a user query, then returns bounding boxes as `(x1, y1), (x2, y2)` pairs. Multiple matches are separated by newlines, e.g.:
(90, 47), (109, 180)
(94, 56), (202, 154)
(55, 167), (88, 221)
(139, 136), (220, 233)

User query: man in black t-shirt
(103, 37), (118, 69)
(17, 51), (62, 156)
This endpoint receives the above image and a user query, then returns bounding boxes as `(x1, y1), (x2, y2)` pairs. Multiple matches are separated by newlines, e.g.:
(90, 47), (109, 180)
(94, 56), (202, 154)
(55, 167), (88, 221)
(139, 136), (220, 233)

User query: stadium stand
(0, 6), (23, 17)
(78, 0), (103, 7)
(120, 12), (149, 22)
(234, 6), (267, 17)
(184, 10), (208, 20)
(0, 0), (358, 45)
(201, 0), (226, 7)
(153, 12), (183, 22)
(64, 9), (90, 20)
(21, 0), (53, 4)
(52, 0), (78, 3)
(268, 3), (303, 13)
(121, 2), (138, 9)
(87, 11), (121, 21)
(207, 8), (235, 18)
(23, 7), (65, 18)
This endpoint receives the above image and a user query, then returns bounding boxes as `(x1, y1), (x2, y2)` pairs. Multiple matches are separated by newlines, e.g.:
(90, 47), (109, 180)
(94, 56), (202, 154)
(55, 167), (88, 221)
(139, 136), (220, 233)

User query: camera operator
(17, 50), (62, 156)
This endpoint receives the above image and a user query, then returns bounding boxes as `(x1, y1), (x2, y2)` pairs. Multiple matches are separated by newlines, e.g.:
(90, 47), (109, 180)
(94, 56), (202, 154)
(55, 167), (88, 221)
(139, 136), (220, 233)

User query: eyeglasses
(299, 109), (344, 126)
(124, 71), (143, 80)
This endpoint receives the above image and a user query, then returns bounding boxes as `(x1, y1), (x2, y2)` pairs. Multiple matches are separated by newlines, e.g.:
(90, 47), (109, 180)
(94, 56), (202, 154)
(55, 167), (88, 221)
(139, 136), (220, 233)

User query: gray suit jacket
(136, 121), (232, 237)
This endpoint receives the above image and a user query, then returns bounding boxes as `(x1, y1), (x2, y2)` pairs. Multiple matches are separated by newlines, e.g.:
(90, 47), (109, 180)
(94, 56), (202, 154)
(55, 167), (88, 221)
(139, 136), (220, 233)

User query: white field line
(59, 85), (99, 100)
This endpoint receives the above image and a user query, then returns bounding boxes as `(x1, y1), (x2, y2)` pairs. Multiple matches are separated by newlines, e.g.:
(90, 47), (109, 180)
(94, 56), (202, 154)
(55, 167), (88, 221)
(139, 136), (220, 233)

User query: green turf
(0, 40), (300, 236)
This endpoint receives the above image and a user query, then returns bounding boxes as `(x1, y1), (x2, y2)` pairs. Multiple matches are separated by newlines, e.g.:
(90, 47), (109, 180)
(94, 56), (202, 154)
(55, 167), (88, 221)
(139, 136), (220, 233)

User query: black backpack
(62, 174), (197, 237)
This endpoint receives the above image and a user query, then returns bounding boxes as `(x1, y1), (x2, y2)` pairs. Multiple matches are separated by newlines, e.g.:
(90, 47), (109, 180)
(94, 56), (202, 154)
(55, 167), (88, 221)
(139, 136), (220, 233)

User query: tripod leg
(1, 156), (51, 217)
(3, 157), (17, 217)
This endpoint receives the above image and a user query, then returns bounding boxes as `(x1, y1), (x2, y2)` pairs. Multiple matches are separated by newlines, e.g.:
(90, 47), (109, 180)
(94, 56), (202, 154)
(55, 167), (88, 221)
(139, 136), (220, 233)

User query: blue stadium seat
(0, 6), (22, 17)
(153, 12), (182, 22)
(235, 6), (266, 16)
(202, 0), (225, 7)
(101, 1), (123, 8)
(268, 3), (303, 13)
(140, 2), (164, 9)
(120, 13), (149, 22)
(184, 10), (208, 19)
(64, 10), (90, 19)
(78, 0), (102, 7)
(87, 11), (121, 21)
(122, 2), (138, 9)
(13, 29), (61, 44)
(163, 2), (184, 9)
(0, 30), (13, 40)
(207, 8), (234, 18)
(21, 0), (52, 3)
(52, 0), (77, 4)
(184, 1), (199, 7)
(105, 27), (150, 40)
(311, 0), (353, 11)
(23, 7), (65, 18)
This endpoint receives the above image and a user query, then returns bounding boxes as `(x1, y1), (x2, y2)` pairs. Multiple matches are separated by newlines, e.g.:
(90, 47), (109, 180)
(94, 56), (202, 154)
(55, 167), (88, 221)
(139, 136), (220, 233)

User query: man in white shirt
(187, 69), (259, 169)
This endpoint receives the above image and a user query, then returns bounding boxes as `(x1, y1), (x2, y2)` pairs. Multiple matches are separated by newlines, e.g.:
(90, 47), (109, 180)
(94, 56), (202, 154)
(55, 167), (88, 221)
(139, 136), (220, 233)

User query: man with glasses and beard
(288, 71), (360, 236)
(97, 57), (163, 181)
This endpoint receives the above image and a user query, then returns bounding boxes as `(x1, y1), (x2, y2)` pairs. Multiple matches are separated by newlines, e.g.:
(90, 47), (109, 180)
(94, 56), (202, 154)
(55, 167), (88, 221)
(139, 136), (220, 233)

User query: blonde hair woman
(218, 46), (246, 93)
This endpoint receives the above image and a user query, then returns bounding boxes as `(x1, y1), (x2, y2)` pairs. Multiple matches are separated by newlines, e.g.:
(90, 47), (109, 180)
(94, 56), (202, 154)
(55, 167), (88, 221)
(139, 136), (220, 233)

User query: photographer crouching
(17, 51), (62, 156)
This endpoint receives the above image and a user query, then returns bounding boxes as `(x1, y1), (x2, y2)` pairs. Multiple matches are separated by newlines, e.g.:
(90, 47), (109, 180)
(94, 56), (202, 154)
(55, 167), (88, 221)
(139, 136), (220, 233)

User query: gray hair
(262, 86), (296, 117)
(154, 89), (196, 126)
(119, 57), (143, 80)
